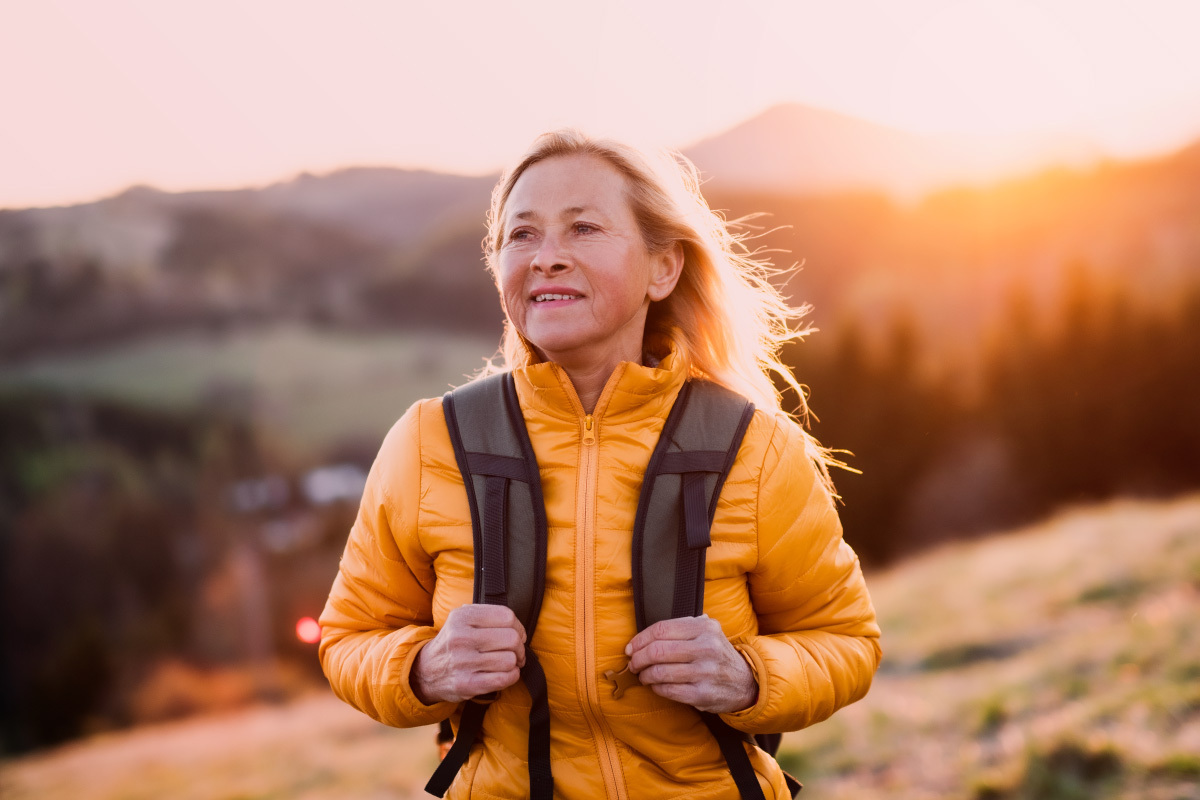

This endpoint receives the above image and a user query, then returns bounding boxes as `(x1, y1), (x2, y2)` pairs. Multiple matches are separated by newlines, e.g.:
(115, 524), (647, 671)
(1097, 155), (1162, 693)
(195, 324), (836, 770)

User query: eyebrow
(511, 205), (596, 222)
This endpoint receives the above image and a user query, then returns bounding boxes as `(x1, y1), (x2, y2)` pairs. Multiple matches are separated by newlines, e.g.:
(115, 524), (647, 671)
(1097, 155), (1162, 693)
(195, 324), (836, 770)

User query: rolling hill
(1, 104), (1196, 362)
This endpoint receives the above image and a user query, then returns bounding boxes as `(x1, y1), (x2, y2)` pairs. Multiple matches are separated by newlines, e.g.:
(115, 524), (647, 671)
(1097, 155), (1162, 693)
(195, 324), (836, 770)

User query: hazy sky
(3, 0), (1199, 208)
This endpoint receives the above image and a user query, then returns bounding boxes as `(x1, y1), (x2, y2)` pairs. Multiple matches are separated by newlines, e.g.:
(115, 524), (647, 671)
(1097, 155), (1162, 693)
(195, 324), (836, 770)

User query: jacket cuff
(393, 630), (458, 726)
(719, 640), (772, 729)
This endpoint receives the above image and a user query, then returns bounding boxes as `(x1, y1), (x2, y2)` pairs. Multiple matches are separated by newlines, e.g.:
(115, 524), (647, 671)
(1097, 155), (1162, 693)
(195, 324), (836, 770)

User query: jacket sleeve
(318, 400), (458, 728)
(720, 413), (882, 734)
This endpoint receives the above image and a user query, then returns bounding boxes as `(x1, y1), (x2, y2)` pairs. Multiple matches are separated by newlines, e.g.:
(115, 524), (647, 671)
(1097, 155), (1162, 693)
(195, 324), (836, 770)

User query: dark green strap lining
(633, 380), (756, 629)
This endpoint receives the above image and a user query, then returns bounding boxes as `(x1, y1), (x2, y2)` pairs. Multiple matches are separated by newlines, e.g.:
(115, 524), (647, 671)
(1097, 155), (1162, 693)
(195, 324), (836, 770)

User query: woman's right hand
(411, 604), (527, 704)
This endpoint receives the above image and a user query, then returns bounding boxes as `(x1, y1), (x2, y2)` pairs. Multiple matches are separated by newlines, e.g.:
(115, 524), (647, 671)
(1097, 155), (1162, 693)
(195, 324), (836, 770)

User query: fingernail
(624, 644), (632, 656)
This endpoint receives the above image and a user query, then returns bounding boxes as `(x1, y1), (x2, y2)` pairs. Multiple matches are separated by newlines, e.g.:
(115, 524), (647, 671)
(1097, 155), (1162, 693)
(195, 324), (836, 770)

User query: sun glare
(296, 617), (321, 644)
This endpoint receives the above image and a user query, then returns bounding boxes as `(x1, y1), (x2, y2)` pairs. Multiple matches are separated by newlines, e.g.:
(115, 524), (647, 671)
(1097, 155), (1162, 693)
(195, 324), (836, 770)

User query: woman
(319, 130), (881, 799)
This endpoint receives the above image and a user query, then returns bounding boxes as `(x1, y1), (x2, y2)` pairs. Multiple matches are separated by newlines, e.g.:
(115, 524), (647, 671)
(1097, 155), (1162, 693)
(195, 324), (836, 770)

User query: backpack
(424, 372), (801, 799)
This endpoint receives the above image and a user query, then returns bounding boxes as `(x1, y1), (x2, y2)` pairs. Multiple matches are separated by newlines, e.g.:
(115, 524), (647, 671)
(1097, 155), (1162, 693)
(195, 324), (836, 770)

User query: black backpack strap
(425, 372), (552, 799)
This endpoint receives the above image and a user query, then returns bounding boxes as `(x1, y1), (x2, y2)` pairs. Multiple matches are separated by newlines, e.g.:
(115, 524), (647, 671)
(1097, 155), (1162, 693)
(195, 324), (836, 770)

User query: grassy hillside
(2, 496), (1198, 799)
(0, 325), (499, 460)
(784, 495), (1200, 800)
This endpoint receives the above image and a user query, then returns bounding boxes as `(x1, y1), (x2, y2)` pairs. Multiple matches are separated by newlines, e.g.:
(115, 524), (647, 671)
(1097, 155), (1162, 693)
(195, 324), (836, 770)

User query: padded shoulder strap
(441, 372), (548, 633)
(631, 380), (764, 800)
(430, 373), (553, 800)
(632, 379), (755, 630)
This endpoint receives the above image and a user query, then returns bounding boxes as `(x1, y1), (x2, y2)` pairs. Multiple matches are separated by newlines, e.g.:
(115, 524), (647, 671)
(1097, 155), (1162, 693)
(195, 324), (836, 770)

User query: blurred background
(2, 1), (1198, 798)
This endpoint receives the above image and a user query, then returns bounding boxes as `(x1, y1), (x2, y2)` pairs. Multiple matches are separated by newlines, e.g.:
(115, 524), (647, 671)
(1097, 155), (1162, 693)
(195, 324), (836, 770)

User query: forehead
(504, 154), (634, 222)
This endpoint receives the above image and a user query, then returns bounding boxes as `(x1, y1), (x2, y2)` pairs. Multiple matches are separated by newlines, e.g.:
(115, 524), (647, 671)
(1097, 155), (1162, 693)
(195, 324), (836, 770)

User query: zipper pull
(582, 414), (596, 445)
(603, 662), (640, 700)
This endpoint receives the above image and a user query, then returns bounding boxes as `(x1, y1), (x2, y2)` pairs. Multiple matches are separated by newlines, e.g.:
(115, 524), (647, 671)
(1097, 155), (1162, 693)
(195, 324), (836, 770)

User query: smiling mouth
(533, 293), (583, 302)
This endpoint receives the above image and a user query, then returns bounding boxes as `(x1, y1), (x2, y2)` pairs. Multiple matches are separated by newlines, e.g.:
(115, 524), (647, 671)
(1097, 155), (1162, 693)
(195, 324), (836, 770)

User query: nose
(530, 229), (571, 274)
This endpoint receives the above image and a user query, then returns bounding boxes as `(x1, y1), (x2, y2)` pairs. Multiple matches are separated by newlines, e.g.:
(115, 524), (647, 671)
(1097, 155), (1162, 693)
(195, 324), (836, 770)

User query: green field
(0, 325), (500, 460)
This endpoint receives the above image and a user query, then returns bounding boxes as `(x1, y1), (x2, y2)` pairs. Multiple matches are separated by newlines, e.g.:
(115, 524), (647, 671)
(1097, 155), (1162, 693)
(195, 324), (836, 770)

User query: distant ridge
(257, 167), (496, 248)
(683, 103), (1103, 198)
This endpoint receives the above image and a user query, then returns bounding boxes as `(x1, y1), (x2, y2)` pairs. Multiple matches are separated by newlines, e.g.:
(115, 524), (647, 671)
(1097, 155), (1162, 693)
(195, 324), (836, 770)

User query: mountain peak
(683, 103), (1104, 198)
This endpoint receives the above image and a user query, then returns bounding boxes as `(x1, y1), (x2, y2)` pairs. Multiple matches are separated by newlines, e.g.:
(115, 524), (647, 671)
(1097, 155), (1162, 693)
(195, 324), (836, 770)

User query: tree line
(788, 268), (1200, 565)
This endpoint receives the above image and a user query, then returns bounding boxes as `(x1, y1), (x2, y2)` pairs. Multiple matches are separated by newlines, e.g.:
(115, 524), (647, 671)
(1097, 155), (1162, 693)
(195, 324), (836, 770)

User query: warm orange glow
(2, 0), (1199, 208)
(296, 617), (321, 644)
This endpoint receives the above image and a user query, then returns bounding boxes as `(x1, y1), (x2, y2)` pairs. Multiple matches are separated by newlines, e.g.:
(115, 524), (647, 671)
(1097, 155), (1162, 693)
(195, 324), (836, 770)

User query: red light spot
(296, 617), (321, 644)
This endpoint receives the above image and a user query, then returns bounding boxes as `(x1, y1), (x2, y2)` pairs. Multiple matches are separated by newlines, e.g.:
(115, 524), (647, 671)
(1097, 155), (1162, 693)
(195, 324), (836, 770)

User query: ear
(647, 242), (684, 302)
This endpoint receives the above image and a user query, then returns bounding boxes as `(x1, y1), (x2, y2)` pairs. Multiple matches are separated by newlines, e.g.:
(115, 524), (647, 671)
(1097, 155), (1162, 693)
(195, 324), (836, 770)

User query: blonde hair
(483, 129), (836, 477)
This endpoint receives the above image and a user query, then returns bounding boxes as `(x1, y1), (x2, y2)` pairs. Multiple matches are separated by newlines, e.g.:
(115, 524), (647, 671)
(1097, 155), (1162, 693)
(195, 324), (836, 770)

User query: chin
(523, 330), (594, 360)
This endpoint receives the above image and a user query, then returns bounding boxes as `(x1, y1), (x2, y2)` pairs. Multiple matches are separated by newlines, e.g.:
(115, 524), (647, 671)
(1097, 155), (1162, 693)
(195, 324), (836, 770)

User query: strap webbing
(425, 700), (487, 797)
(701, 713), (768, 800)
(681, 471), (711, 549)
(481, 476), (508, 603)
(522, 647), (554, 798)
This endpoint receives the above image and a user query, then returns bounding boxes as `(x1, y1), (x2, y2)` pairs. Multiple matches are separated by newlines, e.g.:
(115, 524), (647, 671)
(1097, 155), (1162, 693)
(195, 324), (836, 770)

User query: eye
(507, 227), (534, 243)
(573, 222), (597, 234)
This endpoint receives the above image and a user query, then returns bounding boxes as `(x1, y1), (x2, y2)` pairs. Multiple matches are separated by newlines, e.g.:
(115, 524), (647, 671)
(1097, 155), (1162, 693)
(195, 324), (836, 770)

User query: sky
(2, 0), (1199, 209)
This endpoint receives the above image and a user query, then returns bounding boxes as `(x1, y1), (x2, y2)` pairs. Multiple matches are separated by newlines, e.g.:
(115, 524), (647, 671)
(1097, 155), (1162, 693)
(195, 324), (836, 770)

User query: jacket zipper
(570, 384), (628, 800)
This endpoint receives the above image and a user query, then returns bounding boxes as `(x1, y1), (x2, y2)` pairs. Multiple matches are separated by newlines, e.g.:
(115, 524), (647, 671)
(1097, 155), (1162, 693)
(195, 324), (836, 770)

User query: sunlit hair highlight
(483, 129), (836, 478)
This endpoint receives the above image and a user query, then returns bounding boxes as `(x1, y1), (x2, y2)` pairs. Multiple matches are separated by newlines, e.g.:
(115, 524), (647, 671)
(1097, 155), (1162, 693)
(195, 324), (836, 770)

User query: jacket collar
(512, 343), (688, 424)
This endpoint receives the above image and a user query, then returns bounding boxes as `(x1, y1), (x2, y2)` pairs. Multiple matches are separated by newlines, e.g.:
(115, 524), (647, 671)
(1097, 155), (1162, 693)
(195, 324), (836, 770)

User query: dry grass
(4, 495), (1199, 799)
(782, 493), (1200, 800)
(0, 693), (439, 799)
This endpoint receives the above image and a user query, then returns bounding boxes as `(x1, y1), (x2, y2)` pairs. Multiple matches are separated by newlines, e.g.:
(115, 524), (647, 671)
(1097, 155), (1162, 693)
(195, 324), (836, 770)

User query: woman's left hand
(625, 615), (758, 714)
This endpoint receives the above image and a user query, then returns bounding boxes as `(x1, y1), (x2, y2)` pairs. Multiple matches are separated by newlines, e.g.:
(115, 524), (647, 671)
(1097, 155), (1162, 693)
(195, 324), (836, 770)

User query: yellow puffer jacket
(320, 349), (882, 800)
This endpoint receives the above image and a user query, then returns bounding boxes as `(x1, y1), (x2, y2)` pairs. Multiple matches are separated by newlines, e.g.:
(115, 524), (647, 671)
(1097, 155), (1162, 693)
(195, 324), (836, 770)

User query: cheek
(498, 278), (531, 332)
(497, 260), (523, 307)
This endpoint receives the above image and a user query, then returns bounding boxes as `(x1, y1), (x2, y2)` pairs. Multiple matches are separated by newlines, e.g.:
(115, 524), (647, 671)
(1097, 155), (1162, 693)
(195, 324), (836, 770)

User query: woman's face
(497, 154), (682, 370)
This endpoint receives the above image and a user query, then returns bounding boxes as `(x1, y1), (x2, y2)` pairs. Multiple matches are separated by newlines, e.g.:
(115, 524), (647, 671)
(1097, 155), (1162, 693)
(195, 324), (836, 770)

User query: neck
(560, 358), (624, 415)
(523, 330), (647, 415)
(531, 342), (641, 415)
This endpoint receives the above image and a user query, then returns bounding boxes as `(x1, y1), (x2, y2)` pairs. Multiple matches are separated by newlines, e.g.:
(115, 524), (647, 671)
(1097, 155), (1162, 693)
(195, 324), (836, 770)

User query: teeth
(534, 293), (579, 302)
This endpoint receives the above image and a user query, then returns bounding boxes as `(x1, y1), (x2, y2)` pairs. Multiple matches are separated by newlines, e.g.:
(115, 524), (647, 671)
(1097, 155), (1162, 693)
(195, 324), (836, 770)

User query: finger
(453, 626), (524, 654)
(469, 649), (521, 674)
(475, 667), (522, 694)
(647, 681), (703, 707)
(625, 616), (715, 655)
(636, 662), (716, 686)
(628, 638), (700, 673)
(454, 604), (527, 637)
(451, 667), (522, 701)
